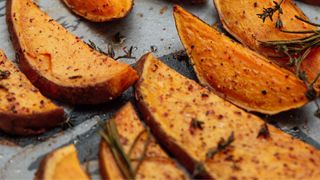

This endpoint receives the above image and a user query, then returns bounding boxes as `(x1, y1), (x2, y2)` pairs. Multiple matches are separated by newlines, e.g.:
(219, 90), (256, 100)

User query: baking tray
(0, 0), (320, 179)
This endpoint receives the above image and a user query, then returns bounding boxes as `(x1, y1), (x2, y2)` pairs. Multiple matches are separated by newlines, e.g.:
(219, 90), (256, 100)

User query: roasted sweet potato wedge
(135, 53), (320, 179)
(174, 6), (308, 114)
(99, 102), (187, 180)
(7, 0), (138, 105)
(62, 0), (134, 22)
(0, 50), (65, 136)
(35, 144), (89, 180)
(214, 0), (320, 91)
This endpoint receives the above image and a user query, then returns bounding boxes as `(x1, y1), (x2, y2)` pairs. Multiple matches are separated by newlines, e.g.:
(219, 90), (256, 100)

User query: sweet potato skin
(62, 0), (134, 22)
(35, 145), (89, 180)
(214, 0), (320, 92)
(99, 102), (187, 180)
(135, 53), (320, 179)
(174, 6), (308, 114)
(300, 0), (320, 5)
(0, 51), (65, 136)
(7, 0), (138, 105)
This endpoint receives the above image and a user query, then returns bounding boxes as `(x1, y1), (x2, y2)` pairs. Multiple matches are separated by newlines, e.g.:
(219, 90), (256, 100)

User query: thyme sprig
(260, 16), (320, 101)
(115, 46), (137, 60)
(206, 132), (235, 159)
(257, 0), (284, 29)
(87, 40), (136, 60)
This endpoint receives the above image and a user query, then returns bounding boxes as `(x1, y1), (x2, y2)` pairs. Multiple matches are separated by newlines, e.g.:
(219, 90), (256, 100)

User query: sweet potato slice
(135, 53), (320, 179)
(174, 6), (308, 114)
(99, 102), (187, 180)
(0, 50), (65, 136)
(35, 144), (89, 180)
(214, 0), (320, 91)
(7, 0), (138, 104)
(62, 0), (133, 22)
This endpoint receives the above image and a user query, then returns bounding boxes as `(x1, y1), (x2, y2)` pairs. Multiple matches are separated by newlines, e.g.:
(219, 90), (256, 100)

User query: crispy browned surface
(135, 53), (320, 179)
(99, 102), (187, 180)
(35, 145), (89, 180)
(214, 0), (320, 91)
(300, 0), (320, 5)
(174, 6), (308, 115)
(0, 50), (65, 136)
(62, 0), (134, 22)
(7, 0), (138, 105)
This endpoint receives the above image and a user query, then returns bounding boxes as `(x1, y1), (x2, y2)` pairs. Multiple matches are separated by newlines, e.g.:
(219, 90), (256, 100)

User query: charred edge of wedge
(0, 110), (65, 136)
(134, 53), (211, 179)
(62, 0), (134, 22)
(300, 0), (320, 5)
(6, 0), (138, 105)
(212, 0), (311, 53)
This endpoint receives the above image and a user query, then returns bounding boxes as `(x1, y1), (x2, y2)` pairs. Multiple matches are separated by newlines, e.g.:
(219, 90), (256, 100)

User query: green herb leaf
(206, 132), (235, 159)
(100, 119), (135, 179)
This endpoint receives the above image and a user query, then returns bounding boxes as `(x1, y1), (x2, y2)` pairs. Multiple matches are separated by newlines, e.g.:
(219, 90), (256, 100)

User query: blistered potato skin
(135, 53), (320, 179)
(7, 0), (138, 105)
(99, 103), (188, 180)
(63, 0), (134, 22)
(0, 50), (65, 136)
(174, 6), (308, 114)
(214, 0), (320, 92)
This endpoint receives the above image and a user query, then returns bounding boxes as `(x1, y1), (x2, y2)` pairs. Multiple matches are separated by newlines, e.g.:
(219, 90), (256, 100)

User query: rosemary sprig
(206, 132), (235, 159)
(260, 16), (320, 101)
(132, 129), (152, 176)
(100, 119), (135, 179)
(257, 0), (284, 29)
(100, 120), (152, 179)
(115, 46), (137, 60)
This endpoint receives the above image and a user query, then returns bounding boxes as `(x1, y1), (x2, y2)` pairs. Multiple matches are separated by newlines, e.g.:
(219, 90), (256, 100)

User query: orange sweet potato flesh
(174, 6), (308, 115)
(0, 50), (65, 136)
(214, 0), (320, 91)
(135, 52), (320, 179)
(35, 145), (89, 180)
(7, 0), (138, 105)
(99, 102), (187, 180)
(62, 0), (133, 22)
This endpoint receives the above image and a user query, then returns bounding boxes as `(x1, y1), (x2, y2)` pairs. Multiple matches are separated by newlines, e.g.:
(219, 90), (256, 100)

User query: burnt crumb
(0, 70), (10, 80)
(191, 118), (205, 130)
(254, 2), (258, 8)
(150, 45), (158, 53)
(68, 75), (82, 79)
(261, 90), (267, 95)
(257, 123), (271, 139)
(201, 93), (209, 98)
